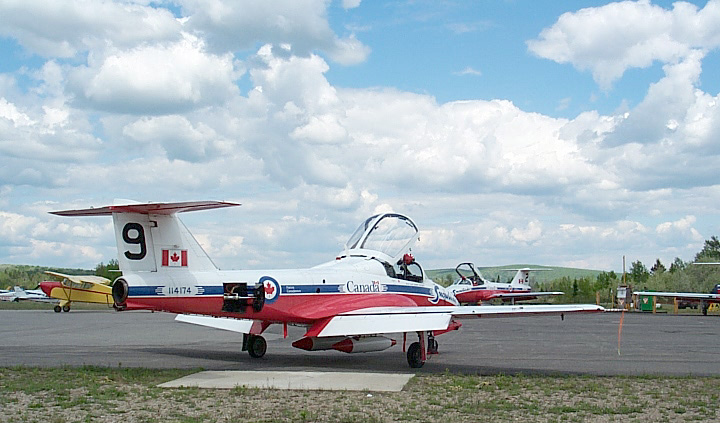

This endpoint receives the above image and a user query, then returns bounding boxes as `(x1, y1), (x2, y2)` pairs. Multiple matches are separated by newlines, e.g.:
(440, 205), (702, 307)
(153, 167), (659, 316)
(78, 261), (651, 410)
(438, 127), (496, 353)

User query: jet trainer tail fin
(51, 201), (240, 274)
(505, 268), (552, 289)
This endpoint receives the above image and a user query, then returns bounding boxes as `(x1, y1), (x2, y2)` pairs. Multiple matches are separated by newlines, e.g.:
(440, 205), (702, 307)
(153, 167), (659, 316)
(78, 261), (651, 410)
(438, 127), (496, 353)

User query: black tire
(428, 338), (438, 354)
(62, 305), (70, 312)
(53, 305), (61, 313)
(407, 342), (424, 368)
(248, 335), (267, 358)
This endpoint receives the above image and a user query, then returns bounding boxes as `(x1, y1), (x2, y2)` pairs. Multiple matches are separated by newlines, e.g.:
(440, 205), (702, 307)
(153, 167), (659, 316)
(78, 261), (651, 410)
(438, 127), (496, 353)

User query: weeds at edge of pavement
(1, 367), (719, 423)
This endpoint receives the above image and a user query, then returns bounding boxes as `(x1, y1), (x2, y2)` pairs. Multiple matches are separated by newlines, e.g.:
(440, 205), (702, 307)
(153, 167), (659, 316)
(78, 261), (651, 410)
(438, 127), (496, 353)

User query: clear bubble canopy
(344, 213), (419, 262)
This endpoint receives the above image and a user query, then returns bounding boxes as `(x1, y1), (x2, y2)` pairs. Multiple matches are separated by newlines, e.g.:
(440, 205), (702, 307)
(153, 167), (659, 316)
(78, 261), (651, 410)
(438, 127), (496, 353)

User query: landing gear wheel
(702, 306), (708, 316)
(427, 337), (439, 354)
(54, 305), (61, 313)
(247, 335), (267, 358)
(407, 342), (424, 368)
(62, 305), (70, 312)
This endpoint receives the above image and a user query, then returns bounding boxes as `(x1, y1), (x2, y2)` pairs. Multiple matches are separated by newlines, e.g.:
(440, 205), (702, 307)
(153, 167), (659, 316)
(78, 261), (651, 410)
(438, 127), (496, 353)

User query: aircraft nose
(39, 281), (56, 296)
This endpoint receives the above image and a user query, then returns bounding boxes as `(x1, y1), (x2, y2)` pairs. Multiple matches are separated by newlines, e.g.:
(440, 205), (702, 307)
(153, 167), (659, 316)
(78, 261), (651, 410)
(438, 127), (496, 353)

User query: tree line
(4, 236), (720, 304)
(0, 260), (119, 289)
(536, 236), (720, 304)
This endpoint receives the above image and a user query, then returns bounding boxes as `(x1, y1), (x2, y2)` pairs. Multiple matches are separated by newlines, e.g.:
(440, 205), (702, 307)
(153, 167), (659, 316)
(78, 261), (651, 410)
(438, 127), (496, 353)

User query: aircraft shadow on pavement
(136, 346), (589, 376)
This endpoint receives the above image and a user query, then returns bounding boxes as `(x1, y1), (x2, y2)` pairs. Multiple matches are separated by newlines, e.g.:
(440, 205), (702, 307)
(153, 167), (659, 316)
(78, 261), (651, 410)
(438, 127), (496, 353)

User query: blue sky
(323, 0), (692, 118)
(1, 0), (719, 273)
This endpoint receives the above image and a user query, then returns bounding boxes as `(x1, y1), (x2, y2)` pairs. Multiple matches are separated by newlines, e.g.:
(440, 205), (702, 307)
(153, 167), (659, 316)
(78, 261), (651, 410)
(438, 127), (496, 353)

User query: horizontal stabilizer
(50, 201), (240, 216)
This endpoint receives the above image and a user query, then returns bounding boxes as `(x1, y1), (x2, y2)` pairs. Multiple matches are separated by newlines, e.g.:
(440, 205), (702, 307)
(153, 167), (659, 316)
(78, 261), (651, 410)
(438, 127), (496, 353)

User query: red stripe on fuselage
(125, 292), (455, 324)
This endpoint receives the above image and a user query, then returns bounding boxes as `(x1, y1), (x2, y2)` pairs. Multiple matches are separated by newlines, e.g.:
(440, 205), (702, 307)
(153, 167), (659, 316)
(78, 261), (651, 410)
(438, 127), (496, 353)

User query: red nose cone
(39, 281), (58, 296)
(291, 337), (314, 351)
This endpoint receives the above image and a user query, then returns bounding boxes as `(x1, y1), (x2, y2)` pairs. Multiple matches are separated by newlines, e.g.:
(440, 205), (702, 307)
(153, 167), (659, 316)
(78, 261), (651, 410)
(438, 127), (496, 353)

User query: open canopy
(344, 213), (419, 262)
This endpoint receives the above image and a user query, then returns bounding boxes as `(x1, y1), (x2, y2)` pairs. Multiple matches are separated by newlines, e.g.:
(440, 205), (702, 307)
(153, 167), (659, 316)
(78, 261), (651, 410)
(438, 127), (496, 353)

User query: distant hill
(426, 264), (604, 287)
(0, 264), (94, 290)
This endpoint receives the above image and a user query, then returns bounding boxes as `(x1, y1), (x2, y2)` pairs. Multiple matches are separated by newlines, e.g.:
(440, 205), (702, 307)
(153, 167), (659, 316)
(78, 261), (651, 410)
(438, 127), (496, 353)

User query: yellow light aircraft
(39, 271), (113, 312)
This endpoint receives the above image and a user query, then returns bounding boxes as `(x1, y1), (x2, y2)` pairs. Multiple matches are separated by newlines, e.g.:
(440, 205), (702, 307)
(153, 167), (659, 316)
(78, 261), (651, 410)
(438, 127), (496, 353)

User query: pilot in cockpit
(397, 253), (423, 282)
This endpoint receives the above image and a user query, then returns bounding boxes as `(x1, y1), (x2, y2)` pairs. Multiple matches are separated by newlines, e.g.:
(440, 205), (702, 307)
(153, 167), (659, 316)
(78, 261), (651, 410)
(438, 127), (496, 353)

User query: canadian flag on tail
(162, 249), (188, 267)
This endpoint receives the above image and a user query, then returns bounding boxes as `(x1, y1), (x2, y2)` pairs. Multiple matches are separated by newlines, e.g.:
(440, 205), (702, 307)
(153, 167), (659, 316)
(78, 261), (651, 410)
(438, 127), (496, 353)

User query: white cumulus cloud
(68, 34), (241, 114)
(528, 0), (720, 89)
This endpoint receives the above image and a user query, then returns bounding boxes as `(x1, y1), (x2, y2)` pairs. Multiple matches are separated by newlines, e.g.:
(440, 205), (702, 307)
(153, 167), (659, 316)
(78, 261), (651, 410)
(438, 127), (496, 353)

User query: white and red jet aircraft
(448, 263), (563, 304)
(51, 201), (603, 368)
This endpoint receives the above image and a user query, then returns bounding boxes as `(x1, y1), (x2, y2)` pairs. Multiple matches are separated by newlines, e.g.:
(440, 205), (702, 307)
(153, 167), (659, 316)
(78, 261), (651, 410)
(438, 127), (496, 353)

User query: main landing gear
(242, 330), (439, 367)
(406, 332), (438, 368)
(53, 304), (71, 313)
(244, 334), (267, 358)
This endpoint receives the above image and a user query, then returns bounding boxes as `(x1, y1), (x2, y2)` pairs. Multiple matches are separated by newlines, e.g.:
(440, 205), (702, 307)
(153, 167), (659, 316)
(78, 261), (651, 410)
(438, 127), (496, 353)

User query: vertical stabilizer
(510, 269), (531, 287)
(112, 212), (219, 273)
(507, 268), (552, 289)
(50, 201), (240, 274)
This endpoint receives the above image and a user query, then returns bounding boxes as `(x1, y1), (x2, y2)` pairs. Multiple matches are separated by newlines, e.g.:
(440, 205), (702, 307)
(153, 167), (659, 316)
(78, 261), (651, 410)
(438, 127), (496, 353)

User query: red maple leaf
(264, 282), (275, 296)
(170, 252), (180, 262)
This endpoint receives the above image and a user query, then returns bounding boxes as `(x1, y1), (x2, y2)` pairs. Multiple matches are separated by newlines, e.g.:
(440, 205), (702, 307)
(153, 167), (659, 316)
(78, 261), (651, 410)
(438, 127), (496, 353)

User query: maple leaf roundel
(259, 276), (280, 304)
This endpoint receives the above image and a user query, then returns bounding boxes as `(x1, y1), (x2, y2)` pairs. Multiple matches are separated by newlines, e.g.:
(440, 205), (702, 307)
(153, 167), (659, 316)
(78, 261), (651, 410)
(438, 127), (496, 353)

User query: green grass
(1, 367), (719, 423)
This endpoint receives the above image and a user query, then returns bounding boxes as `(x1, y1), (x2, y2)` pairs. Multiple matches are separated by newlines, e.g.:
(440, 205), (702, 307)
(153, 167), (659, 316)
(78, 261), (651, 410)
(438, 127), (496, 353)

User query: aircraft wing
(176, 314), (258, 333)
(306, 304), (603, 337)
(487, 291), (564, 300)
(634, 291), (720, 302)
(45, 271), (112, 286)
(11, 287), (57, 303)
(175, 314), (283, 340)
(0, 291), (16, 301)
(174, 304), (603, 338)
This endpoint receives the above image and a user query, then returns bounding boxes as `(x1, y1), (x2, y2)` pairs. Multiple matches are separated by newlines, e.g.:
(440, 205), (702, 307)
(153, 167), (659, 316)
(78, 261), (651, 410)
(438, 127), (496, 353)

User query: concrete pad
(159, 370), (414, 392)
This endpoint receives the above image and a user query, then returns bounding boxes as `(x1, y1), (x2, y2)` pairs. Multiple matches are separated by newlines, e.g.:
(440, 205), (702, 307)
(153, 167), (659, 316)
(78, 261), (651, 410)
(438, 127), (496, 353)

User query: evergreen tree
(628, 260), (650, 287)
(94, 259), (120, 281)
(669, 257), (685, 273)
(694, 236), (720, 262)
(650, 259), (666, 275)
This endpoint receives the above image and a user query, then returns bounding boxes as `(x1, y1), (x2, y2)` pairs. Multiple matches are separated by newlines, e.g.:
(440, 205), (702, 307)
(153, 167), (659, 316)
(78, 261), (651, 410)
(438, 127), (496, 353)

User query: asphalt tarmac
(1, 309), (718, 376)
